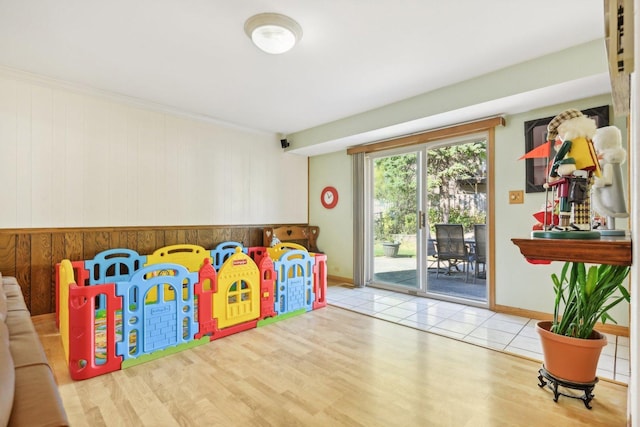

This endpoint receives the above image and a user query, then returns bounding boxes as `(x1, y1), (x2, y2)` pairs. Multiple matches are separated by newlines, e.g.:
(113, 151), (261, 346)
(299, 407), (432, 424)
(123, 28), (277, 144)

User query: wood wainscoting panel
(196, 228), (217, 249)
(0, 224), (303, 315)
(0, 233), (16, 277)
(64, 232), (84, 260)
(30, 232), (53, 315)
(135, 230), (159, 255)
(15, 233), (31, 307)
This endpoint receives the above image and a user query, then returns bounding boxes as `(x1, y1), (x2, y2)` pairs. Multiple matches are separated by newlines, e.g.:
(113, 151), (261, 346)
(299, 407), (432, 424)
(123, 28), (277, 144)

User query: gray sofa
(0, 273), (69, 427)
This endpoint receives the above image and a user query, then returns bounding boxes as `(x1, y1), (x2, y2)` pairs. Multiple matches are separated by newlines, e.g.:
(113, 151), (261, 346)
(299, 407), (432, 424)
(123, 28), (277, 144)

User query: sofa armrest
(2, 274), (69, 427)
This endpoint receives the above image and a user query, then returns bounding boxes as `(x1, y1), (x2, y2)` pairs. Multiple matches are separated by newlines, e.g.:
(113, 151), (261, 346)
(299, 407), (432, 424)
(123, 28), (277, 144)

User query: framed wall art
(523, 105), (609, 193)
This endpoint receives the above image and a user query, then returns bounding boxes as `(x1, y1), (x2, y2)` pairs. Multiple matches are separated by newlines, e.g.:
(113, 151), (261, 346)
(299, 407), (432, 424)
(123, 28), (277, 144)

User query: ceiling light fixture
(244, 13), (302, 54)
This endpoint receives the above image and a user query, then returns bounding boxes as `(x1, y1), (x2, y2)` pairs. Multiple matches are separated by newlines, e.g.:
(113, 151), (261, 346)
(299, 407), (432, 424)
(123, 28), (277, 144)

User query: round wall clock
(321, 186), (339, 209)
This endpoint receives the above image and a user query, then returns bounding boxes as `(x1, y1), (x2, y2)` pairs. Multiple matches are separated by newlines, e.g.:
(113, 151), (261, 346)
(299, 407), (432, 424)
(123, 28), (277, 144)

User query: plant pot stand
(537, 366), (598, 409)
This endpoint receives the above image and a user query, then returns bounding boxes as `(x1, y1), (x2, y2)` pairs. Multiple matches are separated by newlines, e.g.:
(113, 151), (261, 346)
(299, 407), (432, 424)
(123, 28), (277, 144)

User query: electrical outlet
(509, 190), (524, 204)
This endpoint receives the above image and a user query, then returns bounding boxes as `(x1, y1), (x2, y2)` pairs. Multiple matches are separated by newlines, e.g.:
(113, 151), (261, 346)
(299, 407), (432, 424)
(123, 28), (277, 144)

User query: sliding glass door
(424, 139), (487, 303)
(366, 136), (488, 305)
(371, 150), (422, 290)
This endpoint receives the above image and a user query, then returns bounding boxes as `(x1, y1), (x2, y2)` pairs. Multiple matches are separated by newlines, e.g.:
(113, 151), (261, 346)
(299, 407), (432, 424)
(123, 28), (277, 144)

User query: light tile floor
(327, 285), (630, 384)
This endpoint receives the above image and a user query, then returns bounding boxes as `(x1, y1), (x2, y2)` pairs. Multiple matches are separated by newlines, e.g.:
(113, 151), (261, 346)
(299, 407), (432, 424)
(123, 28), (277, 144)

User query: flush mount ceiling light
(244, 13), (302, 54)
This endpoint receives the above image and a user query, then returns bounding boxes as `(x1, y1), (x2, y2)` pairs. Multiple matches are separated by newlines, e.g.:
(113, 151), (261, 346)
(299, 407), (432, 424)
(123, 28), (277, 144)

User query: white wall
(309, 151), (353, 278)
(495, 96), (629, 325)
(0, 69), (308, 227)
(307, 94), (630, 327)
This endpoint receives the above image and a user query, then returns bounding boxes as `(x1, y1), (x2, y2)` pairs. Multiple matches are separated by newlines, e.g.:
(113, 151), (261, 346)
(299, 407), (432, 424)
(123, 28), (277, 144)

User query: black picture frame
(523, 105), (610, 193)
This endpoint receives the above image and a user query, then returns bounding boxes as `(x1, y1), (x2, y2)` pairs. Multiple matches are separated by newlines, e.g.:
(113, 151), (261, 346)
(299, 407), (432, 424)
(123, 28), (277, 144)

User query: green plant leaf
(585, 266), (597, 297)
(550, 262), (630, 338)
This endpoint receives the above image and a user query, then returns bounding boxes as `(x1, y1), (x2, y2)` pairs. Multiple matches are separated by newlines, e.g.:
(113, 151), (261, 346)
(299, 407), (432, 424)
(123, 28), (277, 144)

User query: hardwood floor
(34, 306), (628, 426)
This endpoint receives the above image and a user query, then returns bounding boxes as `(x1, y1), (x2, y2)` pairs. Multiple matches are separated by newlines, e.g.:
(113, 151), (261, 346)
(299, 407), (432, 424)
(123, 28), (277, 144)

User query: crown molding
(0, 65), (271, 136)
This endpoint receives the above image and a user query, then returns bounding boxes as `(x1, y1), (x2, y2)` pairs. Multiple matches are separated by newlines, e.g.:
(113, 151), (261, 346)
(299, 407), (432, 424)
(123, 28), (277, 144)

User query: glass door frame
(364, 146), (428, 294)
(363, 133), (490, 307)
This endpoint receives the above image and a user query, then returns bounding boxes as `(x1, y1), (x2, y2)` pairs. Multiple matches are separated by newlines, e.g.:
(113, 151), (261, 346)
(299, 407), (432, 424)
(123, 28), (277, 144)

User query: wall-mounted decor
(320, 186), (339, 209)
(523, 105), (609, 193)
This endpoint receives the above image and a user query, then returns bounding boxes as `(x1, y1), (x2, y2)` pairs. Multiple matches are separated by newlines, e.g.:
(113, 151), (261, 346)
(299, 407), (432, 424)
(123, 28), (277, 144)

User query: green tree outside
(374, 153), (417, 242)
(374, 140), (487, 244)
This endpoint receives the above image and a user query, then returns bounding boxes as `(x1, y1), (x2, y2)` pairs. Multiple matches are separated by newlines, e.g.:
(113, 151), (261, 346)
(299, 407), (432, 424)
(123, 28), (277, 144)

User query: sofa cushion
(0, 321), (16, 427)
(10, 364), (69, 427)
(6, 311), (50, 368)
(1, 275), (19, 287)
(3, 277), (29, 314)
(0, 277), (7, 322)
(2, 275), (21, 289)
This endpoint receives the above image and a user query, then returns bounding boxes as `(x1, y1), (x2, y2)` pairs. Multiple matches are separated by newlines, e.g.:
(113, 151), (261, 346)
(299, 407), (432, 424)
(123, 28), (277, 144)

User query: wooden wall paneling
(196, 228), (216, 249)
(184, 229), (198, 246)
(83, 231), (111, 260)
(211, 228), (230, 246)
(249, 227), (260, 245)
(123, 231), (139, 251)
(163, 229), (182, 246)
(64, 232), (84, 261)
(0, 233), (17, 277)
(0, 224), (310, 315)
(105, 231), (137, 251)
(109, 231), (123, 248)
(51, 232), (66, 311)
(155, 230), (165, 249)
(51, 233), (66, 264)
(30, 233), (53, 315)
(15, 233), (31, 310)
(249, 227), (263, 246)
(229, 227), (250, 247)
(136, 230), (157, 255)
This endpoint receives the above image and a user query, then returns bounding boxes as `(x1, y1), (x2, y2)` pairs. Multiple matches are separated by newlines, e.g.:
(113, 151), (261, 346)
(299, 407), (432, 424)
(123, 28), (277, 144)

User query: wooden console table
(511, 235), (632, 266)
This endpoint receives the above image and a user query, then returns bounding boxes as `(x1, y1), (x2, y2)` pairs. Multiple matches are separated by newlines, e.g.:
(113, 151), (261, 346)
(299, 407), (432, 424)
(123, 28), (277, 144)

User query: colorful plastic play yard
(55, 241), (327, 380)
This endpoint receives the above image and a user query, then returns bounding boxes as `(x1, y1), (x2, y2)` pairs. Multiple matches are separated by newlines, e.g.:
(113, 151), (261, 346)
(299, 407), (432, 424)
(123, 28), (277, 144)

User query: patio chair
(427, 231), (438, 270)
(434, 224), (470, 281)
(473, 224), (487, 283)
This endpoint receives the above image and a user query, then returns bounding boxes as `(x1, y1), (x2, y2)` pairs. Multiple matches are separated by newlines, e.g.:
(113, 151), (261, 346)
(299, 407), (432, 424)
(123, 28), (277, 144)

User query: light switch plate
(509, 190), (524, 204)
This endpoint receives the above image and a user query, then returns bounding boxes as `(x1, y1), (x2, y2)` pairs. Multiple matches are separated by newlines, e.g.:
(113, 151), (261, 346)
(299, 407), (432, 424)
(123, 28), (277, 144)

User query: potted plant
(382, 240), (400, 257)
(536, 261), (630, 383)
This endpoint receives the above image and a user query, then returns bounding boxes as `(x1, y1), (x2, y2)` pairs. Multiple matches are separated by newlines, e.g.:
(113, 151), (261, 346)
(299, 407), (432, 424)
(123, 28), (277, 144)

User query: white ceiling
(0, 1), (608, 139)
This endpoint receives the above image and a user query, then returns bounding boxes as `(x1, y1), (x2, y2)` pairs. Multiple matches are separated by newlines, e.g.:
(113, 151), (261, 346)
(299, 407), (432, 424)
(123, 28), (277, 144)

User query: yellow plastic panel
(213, 250), (260, 329)
(145, 244), (212, 272)
(58, 259), (75, 362)
(266, 242), (308, 261)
